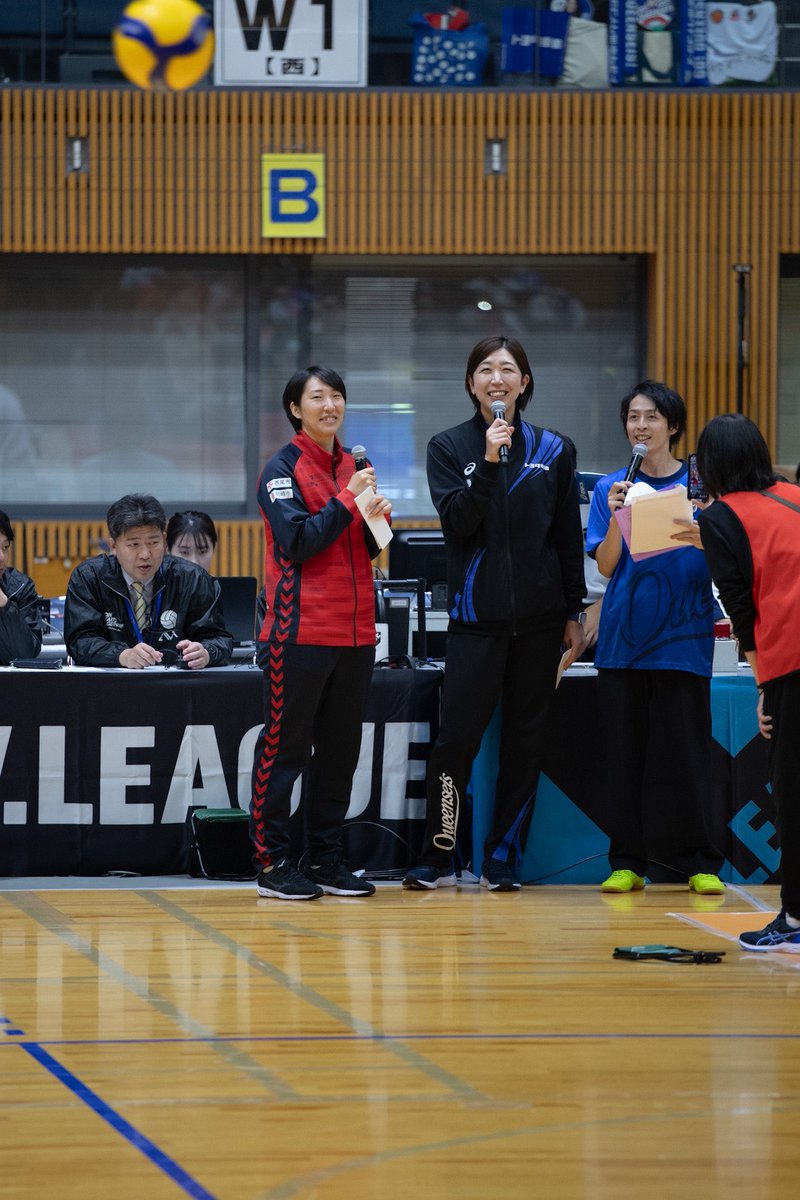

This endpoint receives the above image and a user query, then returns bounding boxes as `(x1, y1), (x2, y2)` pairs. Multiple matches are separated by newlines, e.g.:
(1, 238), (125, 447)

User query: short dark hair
(282, 366), (347, 432)
(0, 509), (14, 543)
(106, 494), (167, 540)
(620, 380), (686, 448)
(464, 336), (535, 412)
(166, 510), (218, 552)
(696, 413), (777, 498)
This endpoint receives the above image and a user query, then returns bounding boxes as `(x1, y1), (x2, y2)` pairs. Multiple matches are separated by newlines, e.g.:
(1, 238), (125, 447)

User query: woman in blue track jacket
(404, 336), (586, 892)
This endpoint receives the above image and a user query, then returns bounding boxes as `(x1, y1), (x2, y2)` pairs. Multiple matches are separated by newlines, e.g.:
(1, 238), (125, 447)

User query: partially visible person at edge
(681, 414), (800, 950)
(403, 335), (586, 893)
(64, 493), (232, 669)
(167, 510), (218, 574)
(250, 366), (392, 902)
(586, 380), (724, 896)
(0, 508), (43, 665)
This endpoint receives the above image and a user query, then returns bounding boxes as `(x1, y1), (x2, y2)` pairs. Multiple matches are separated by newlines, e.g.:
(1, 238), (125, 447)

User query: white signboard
(214, 0), (368, 87)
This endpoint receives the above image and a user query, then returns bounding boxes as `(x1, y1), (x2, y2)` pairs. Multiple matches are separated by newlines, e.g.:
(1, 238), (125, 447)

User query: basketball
(112, 0), (214, 91)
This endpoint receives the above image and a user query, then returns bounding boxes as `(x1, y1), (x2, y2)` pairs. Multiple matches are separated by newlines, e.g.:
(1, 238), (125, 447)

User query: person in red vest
(250, 366), (391, 901)
(693, 414), (800, 951)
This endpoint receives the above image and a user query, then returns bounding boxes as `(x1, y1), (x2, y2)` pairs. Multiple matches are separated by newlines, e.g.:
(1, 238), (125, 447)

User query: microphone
(490, 400), (509, 465)
(624, 442), (648, 484)
(351, 444), (368, 471)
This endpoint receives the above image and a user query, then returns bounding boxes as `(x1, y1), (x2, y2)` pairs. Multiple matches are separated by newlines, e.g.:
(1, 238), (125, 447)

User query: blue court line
(4, 891), (292, 1099)
(20, 1042), (218, 1200)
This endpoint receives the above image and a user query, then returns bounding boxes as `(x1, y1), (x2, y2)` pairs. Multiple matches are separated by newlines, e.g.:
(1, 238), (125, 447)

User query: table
(469, 666), (776, 886)
(0, 663), (774, 883)
(0, 662), (442, 877)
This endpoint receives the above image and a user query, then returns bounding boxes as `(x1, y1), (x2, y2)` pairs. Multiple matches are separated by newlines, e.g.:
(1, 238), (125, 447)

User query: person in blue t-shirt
(586, 380), (724, 896)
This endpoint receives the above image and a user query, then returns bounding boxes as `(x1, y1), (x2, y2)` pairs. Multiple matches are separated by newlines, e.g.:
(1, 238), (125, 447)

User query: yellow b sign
(261, 154), (326, 239)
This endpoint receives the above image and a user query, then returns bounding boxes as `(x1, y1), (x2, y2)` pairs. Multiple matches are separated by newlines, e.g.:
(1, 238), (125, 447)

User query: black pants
(597, 668), (722, 879)
(420, 623), (563, 870)
(250, 642), (374, 868)
(762, 671), (800, 917)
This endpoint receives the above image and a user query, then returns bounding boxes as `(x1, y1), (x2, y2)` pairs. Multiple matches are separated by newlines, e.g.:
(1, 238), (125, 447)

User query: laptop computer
(217, 576), (258, 651)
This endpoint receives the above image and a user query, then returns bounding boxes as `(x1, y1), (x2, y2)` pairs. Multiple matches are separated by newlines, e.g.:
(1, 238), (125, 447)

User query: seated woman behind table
(166, 510), (218, 574)
(0, 508), (43, 664)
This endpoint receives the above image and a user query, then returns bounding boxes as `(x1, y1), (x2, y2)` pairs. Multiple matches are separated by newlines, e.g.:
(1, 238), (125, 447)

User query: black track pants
(420, 624), (562, 870)
(250, 642), (374, 868)
(596, 668), (722, 879)
(762, 671), (800, 917)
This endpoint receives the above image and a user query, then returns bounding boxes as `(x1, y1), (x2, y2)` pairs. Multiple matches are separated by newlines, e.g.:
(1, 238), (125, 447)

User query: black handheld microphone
(624, 442), (648, 484)
(351, 444), (368, 471)
(490, 401), (509, 465)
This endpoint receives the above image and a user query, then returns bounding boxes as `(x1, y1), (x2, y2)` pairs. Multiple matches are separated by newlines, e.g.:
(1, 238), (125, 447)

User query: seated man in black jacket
(0, 508), (43, 665)
(65, 493), (232, 669)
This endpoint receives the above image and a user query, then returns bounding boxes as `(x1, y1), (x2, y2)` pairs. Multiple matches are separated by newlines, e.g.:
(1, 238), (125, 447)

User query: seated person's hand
(177, 639), (210, 670)
(118, 643), (163, 669)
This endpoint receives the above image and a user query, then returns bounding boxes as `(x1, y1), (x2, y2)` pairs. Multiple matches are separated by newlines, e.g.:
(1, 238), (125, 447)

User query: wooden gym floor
(1, 879), (798, 1199)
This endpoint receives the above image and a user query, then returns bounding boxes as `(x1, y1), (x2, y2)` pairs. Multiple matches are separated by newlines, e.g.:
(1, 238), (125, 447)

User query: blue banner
(680, 0), (708, 84)
(609, 0), (707, 85)
(500, 7), (571, 79)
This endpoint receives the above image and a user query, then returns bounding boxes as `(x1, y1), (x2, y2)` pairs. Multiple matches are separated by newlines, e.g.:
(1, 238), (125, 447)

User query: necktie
(131, 581), (148, 630)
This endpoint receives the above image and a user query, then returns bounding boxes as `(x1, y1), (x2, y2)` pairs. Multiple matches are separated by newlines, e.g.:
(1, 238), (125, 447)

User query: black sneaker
(306, 858), (376, 897)
(256, 859), (323, 901)
(479, 858), (521, 891)
(739, 911), (800, 952)
(402, 864), (458, 890)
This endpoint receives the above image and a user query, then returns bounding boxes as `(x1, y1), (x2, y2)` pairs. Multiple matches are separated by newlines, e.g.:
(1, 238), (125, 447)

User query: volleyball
(112, 0), (214, 91)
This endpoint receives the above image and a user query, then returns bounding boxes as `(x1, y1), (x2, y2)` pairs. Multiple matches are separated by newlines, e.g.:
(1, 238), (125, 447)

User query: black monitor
(217, 576), (258, 646)
(388, 529), (448, 609)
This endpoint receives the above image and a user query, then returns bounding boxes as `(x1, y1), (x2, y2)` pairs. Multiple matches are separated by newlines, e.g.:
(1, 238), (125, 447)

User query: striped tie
(131, 581), (148, 630)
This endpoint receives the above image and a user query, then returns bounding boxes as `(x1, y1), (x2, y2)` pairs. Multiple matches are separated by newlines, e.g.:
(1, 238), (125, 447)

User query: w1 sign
(214, 0), (368, 87)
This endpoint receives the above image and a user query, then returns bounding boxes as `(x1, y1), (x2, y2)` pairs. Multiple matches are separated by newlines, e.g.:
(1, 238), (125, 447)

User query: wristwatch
(567, 611), (587, 625)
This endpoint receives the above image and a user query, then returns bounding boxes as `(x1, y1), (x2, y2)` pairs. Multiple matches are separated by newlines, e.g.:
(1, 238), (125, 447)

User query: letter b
(269, 170), (319, 223)
(262, 154), (326, 238)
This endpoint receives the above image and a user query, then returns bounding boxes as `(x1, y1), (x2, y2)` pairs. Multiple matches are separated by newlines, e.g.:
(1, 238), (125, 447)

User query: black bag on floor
(189, 807), (257, 881)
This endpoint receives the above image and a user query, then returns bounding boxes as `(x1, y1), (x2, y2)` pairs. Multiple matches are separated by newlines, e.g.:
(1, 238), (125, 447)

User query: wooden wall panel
(19, 520), (265, 598)
(22, 520), (109, 597)
(1, 88), (798, 450)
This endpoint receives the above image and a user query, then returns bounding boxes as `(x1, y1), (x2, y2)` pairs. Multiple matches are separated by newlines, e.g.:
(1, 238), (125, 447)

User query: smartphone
(687, 452), (708, 503)
(11, 658), (63, 669)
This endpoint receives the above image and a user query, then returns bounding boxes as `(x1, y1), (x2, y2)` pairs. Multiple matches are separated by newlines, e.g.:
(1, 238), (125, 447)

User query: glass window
(258, 255), (643, 519)
(0, 255), (246, 506)
(0, 252), (641, 519)
(779, 257), (800, 470)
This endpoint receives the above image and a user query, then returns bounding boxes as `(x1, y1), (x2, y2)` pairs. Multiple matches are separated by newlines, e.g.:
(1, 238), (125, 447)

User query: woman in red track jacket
(696, 413), (800, 952)
(250, 365), (391, 902)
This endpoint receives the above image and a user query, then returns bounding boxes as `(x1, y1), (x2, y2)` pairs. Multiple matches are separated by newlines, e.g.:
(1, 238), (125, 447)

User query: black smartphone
(11, 658), (63, 669)
(687, 452), (707, 503)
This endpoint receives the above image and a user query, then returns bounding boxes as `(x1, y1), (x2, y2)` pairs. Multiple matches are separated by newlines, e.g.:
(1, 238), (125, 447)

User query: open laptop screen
(217, 576), (258, 646)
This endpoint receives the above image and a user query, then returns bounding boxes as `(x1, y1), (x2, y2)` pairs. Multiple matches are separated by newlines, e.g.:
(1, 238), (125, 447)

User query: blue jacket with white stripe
(426, 411), (585, 635)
